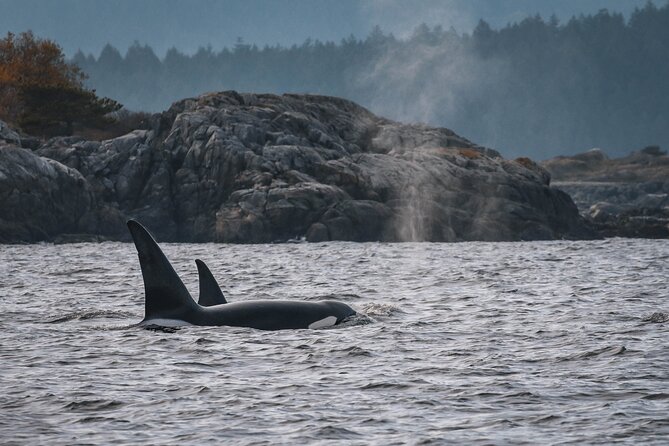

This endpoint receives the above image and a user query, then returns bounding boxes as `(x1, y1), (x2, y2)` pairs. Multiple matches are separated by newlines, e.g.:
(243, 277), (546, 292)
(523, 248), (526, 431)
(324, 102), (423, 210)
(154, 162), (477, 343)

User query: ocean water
(1, 238), (668, 445)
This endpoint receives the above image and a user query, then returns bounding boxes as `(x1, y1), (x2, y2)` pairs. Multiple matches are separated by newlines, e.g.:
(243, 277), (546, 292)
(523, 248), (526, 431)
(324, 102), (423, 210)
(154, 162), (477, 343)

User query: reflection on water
(1, 238), (668, 444)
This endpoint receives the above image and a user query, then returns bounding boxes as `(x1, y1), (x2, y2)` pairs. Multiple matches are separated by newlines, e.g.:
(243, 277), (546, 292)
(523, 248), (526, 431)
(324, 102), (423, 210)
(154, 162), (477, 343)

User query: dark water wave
(643, 312), (669, 323)
(1, 238), (668, 444)
(47, 310), (135, 323)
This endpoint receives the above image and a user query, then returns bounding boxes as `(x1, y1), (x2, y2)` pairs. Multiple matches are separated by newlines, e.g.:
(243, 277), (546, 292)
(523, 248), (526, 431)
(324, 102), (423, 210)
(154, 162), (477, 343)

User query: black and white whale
(127, 220), (356, 330)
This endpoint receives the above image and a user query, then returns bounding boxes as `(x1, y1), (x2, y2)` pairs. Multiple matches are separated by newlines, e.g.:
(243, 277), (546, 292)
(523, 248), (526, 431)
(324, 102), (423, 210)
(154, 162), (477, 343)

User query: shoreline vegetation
(0, 31), (124, 139)
(0, 31), (152, 142)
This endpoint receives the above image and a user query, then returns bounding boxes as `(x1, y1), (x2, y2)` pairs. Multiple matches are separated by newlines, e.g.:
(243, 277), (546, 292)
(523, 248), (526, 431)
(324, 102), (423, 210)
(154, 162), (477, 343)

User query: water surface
(1, 239), (668, 444)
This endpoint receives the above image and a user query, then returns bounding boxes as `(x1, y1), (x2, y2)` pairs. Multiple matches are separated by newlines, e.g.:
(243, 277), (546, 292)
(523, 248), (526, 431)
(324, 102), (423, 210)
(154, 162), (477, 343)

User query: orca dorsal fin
(127, 220), (199, 322)
(195, 259), (228, 306)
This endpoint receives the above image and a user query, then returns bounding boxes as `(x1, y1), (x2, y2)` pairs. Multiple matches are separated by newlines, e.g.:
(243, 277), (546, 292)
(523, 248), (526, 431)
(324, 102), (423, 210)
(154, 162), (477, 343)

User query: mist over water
(2, 239), (668, 444)
(354, 30), (509, 148)
(397, 183), (426, 242)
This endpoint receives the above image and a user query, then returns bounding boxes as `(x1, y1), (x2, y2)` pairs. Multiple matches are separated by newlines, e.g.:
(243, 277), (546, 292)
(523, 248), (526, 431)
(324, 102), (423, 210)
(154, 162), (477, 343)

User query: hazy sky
(0, 0), (653, 57)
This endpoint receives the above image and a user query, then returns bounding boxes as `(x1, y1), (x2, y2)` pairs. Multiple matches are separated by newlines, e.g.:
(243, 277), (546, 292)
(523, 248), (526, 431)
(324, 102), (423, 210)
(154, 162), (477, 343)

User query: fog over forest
(69, 2), (668, 159)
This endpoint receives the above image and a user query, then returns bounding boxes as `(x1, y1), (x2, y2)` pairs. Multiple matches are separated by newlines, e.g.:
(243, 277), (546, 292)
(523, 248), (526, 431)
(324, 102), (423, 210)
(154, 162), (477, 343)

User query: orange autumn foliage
(457, 148), (482, 159)
(0, 31), (84, 122)
(0, 31), (120, 136)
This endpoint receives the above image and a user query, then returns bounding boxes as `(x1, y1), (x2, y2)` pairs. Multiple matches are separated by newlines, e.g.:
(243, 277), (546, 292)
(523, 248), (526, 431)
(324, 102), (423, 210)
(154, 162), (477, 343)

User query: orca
(127, 220), (356, 330)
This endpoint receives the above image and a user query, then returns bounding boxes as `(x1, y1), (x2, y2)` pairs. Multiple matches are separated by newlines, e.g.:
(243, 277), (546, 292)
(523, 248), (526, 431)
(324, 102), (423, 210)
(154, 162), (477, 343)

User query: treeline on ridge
(68, 2), (668, 157)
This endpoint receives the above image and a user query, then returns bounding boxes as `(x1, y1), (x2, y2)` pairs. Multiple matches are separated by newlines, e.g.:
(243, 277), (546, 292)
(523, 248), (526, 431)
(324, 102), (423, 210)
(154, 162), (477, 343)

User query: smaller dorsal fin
(195, 259), (228, 306)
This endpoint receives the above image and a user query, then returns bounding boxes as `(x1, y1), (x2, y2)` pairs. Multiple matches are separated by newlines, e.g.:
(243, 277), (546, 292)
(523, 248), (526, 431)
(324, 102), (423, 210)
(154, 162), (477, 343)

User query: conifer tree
(0, 31), (121, 137)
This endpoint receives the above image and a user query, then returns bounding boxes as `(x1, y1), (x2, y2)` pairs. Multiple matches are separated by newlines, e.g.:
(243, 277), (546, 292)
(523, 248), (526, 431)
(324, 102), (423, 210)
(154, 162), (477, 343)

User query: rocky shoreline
(2, 91), (595, 243)
(542, 147), (669, 239)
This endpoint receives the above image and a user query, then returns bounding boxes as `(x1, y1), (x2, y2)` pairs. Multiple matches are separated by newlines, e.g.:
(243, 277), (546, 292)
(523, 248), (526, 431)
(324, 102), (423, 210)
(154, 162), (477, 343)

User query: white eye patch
(308, 316), (337, 329)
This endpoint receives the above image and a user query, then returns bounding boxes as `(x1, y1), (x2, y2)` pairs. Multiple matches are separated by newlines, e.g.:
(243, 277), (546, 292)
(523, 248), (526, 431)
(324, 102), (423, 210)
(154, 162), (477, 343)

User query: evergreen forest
(72, 2), (669, 158)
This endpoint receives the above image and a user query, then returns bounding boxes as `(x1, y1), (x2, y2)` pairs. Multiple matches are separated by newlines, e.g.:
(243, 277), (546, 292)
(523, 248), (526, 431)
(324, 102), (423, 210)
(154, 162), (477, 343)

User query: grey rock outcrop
(543, 147), (669, 238)
(0, 143), (100, 242)
(1, 92), (594, 243)
(0, 120), (21, 146)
